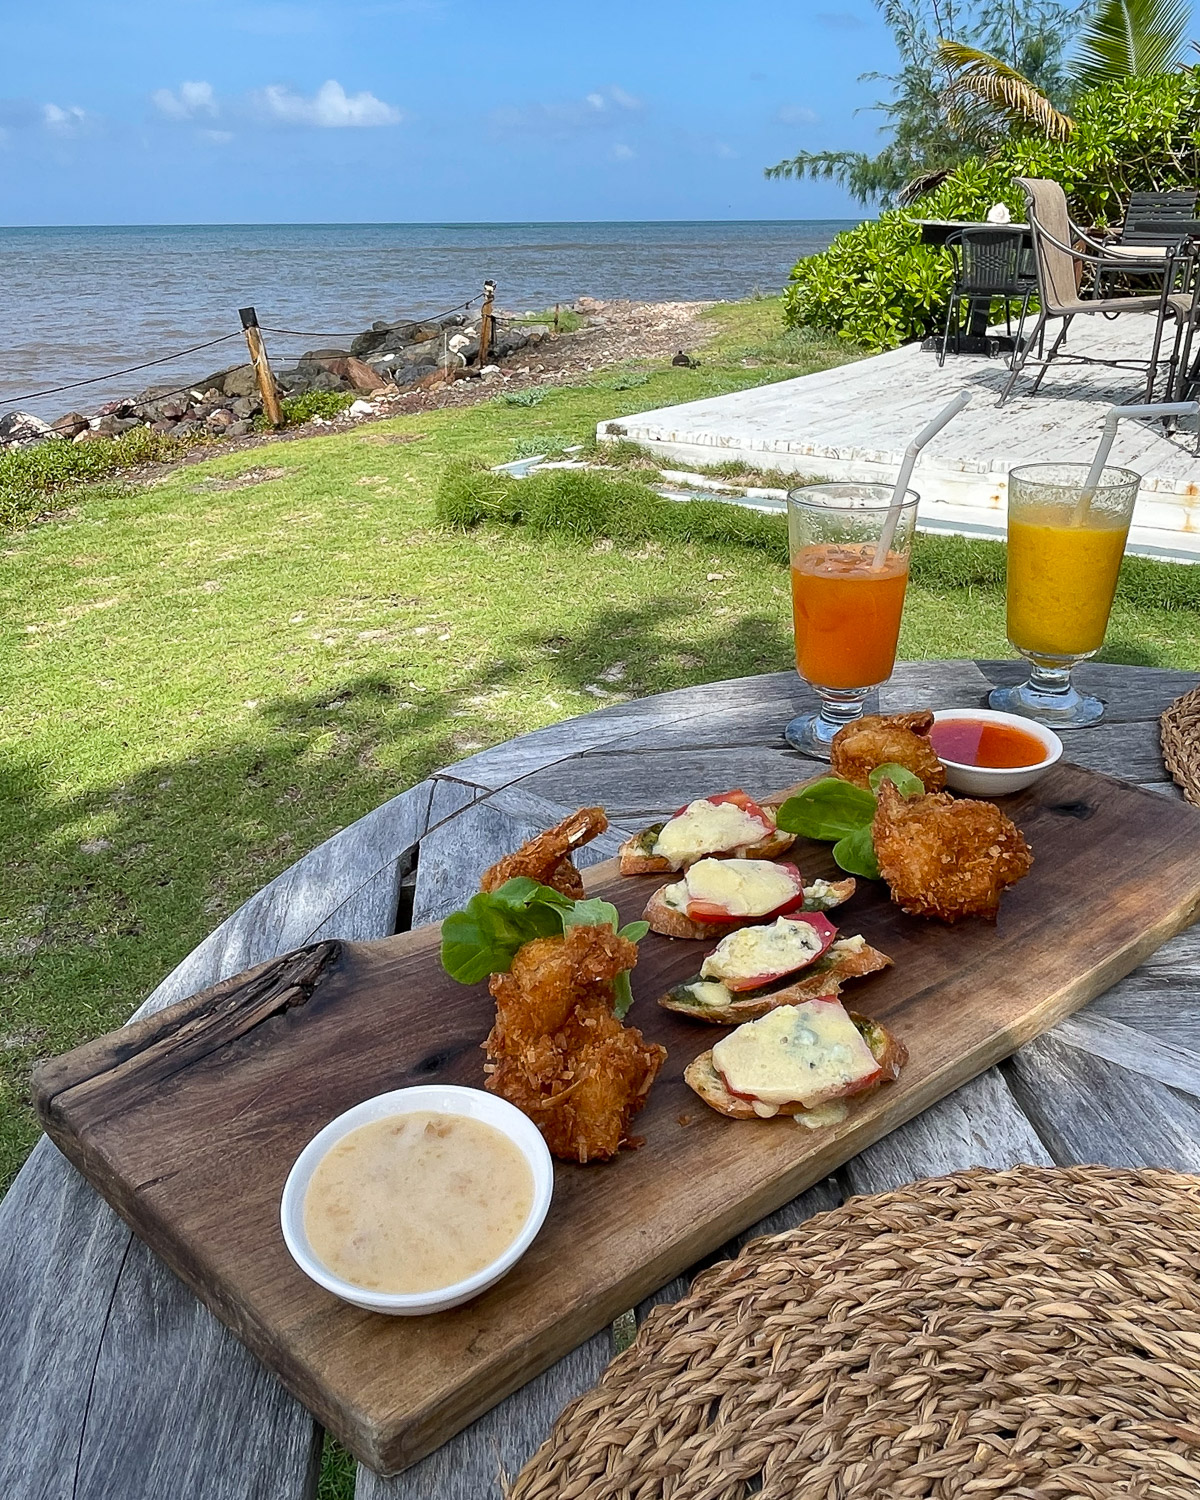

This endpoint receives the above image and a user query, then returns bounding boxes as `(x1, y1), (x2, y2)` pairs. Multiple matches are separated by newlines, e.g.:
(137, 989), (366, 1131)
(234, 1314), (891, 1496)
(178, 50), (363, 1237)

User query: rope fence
(1, 282), (575, 423)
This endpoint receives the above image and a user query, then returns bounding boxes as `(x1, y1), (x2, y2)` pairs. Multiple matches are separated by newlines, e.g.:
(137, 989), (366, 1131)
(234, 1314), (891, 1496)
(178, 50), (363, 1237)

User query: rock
(73, 428), (110, 445)
(50, 411), (90, 439)
(299, 348), (349, 364)
(523, 325), (551, 345)
(348, 399), (376, 417)
(93, 414), (139, 437)
(573, 296), (606, 313)
(447, 333), (471, 354)
(227, 419), (253, 437)
(160, 399), (187, 421)
(220, 364), (260, 399)
(170, 420), (202, 438)
(305, 355), (390, 395)
(230, 395), (261, 419)
(151, 419), (176, 434)
(206, 409), (233, 433)
(0, 411), (54, 446)
(95, 398), (135, 418)
(480, 363), (501, 378)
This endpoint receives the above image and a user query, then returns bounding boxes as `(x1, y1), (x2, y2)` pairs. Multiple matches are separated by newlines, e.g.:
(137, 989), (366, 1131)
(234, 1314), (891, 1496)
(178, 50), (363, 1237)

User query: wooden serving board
(33, 763), (1200, 1476)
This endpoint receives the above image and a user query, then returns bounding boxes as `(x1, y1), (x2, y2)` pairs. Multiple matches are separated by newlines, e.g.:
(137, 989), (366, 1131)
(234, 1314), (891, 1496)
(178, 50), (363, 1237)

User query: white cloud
(777, 104), (818, 125)
(199, 128), (234, 145)
(153, 81), (218, 119)
(493, 84), (643, 137)
(608, 85), (641, 111)
(43, 103), (88, 135)
(611, 142), (635, 161)
(258, 79), (402, 127)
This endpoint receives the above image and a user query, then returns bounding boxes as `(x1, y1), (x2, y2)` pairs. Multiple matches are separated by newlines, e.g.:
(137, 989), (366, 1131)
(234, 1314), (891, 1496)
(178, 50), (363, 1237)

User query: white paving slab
(603, 318), (1200, 560)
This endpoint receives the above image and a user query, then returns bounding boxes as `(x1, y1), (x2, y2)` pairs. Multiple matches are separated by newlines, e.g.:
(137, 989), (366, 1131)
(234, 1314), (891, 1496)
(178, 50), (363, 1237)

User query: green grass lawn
(3, 299), (1200, 1193)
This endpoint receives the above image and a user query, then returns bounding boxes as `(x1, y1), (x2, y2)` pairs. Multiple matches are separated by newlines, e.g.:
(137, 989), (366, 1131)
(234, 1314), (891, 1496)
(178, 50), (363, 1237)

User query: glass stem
(819, 687), (870, 728)
(1026, 661), (1074, 699)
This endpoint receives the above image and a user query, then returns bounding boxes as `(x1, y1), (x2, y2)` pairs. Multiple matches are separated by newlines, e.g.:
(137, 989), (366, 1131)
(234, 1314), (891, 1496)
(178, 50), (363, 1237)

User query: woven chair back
(1017, 176), (1079, 312)
(949, 226), (1026, 295)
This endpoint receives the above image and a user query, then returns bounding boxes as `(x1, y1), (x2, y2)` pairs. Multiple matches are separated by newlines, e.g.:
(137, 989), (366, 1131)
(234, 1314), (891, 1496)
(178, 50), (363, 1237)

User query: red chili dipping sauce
(929, 717), (1047, 769)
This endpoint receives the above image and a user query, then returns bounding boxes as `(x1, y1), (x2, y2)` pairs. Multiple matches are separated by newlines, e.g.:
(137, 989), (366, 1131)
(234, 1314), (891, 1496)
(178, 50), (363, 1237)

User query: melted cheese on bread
(700, 917), (827, 985)
(663, 857), (799, 918)
(712, 1000), (880, 1108)
(652, 799), (771, 869)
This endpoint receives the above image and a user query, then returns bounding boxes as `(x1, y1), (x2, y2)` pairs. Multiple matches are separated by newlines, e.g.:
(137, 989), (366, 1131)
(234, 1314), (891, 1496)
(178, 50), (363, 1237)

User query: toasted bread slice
(644, 875), (856, 941)
(660, 935), (891, 1023)
(684, 1011), (906, 1120)
(618, 818), (795, 877)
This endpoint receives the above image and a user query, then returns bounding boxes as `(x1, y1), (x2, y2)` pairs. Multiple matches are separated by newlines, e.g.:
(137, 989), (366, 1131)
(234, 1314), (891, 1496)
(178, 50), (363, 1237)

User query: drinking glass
(989, 462), (1139, 728)
(784, 482), (919, 759)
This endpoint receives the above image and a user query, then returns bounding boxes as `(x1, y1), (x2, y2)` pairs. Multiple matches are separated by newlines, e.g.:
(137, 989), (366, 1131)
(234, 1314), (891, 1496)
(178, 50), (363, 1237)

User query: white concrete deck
(603, 318), (1200, 560)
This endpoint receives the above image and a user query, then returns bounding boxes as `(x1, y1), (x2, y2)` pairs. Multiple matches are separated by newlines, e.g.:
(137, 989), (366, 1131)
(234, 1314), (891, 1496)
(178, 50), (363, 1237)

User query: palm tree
(938, 0), (1193, 141)
(1074, 0), (1191, 85)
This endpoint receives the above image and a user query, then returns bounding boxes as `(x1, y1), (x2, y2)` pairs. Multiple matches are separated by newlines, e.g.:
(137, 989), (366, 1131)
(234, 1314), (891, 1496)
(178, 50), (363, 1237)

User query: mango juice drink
(791, 543), (909, 689)
(1007, 509), (1128, 658)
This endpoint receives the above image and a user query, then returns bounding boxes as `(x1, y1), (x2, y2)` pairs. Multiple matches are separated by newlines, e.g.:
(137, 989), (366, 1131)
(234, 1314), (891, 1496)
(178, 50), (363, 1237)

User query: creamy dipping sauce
(303, 1111), (534, 1294)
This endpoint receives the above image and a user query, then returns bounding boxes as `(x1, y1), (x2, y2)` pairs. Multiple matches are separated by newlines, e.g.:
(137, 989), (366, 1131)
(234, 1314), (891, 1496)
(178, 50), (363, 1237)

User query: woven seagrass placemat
(1162, 686), (1200, 806)
(511, 1165), (1200, 1500)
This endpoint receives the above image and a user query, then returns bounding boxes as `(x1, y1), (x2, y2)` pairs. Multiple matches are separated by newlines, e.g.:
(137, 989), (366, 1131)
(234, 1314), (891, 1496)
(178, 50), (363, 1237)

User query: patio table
(3, 658), (1200, 1500)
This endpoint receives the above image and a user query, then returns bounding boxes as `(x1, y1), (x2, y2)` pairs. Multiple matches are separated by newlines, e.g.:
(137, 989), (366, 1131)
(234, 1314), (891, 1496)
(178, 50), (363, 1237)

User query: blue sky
(0, 0), (897, 224)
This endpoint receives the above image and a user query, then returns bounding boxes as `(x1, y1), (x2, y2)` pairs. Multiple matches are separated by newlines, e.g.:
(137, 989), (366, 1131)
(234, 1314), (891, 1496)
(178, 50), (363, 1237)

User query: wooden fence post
(478, 281), (496, 367)
(239, 307), (284, 429)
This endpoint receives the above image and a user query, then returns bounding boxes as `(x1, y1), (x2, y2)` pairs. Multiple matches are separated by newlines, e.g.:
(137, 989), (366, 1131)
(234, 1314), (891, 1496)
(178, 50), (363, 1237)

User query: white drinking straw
(1075, 401), (1199, 523)
(872, 390), (972, 569)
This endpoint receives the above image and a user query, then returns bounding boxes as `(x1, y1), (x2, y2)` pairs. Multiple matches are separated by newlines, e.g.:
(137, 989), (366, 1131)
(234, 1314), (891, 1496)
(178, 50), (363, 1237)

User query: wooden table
(4, 659), (1200, 1500)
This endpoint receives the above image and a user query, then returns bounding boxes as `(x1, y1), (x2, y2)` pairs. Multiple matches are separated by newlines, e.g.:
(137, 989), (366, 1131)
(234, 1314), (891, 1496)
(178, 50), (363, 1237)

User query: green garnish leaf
(563, 896), (621, 931)
(440, 879), (568, 984)
(775, 779), (878, 840)
(833, 823), (881, 880)
(868, 762), (924, 799)
(440, 878), (651, 1013)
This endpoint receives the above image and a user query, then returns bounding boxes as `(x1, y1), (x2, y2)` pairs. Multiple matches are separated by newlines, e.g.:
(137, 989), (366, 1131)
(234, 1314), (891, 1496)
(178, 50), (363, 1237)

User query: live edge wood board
(33, 763), (1200, 1477)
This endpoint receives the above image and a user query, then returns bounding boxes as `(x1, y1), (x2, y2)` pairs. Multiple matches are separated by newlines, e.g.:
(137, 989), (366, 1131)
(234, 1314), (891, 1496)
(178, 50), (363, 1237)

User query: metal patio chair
(1096, 190), (1199, 299)
(998, 177), (1194, 406)
(938, 227), (1032, 366)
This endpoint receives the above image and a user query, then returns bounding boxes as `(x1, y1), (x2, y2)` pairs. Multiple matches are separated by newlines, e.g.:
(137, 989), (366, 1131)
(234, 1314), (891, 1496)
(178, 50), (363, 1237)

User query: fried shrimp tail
(831, 711), (947, 792)
(872, 779), (1032, 922)
(480, 806), (609, 898)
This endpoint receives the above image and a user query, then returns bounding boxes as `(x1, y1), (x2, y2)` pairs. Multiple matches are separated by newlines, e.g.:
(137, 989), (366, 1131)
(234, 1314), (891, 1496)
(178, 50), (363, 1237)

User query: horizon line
(0, 216), (861, 231)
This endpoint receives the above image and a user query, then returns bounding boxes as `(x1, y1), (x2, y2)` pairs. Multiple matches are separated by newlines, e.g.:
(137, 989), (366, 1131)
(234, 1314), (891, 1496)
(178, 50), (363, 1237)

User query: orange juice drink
(1007, 509), (1127, 658)
(791, 542), (909, 689)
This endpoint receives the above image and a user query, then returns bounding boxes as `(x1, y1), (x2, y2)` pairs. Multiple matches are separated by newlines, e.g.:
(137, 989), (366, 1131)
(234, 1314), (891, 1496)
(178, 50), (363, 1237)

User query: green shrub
(785, 72), (1200, 351)
(496, 386), (551, 408)
(278, 390), (356, 425)
(0, 427), (195, 532)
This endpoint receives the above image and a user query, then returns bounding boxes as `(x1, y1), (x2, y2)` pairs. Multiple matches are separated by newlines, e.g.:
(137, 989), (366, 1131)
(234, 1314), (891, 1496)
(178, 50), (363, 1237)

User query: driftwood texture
(33, 759), (1200, 1476)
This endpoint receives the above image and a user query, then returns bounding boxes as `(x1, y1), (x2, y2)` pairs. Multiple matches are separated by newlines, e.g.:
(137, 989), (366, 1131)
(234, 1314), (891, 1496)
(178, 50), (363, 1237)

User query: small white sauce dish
(932, 708), (1063, 796)
(280, 1084), (553, 1316)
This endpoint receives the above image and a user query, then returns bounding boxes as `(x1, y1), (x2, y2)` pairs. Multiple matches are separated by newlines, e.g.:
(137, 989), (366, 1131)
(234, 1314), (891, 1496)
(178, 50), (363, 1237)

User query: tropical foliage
(766, 0), (1079, 205)
(782, 71), (1200, 351)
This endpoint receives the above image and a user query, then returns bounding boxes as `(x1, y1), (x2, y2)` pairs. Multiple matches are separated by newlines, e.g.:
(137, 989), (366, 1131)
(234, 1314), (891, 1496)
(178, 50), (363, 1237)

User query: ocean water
(0, 221), (849, 418)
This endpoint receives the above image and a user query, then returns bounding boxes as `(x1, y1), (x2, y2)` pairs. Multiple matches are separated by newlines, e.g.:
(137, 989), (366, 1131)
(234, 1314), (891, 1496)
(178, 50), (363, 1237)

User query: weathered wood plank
(1054, 1012), (1200, 1101)
(1006, 1028), (1200, 1170)
(842, 1067), (1053, 1195)
(1084, 925), (1200, 1051)
(410, 783), (629, 926)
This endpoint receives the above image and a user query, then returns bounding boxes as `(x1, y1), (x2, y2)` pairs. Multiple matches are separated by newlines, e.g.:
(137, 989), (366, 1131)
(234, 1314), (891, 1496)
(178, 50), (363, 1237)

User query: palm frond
(937, 39), (1075, 140)
(1074, 0), (1191, 88)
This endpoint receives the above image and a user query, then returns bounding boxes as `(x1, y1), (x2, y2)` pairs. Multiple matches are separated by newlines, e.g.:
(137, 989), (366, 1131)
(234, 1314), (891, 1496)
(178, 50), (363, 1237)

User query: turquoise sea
(0, 220), (850, 417)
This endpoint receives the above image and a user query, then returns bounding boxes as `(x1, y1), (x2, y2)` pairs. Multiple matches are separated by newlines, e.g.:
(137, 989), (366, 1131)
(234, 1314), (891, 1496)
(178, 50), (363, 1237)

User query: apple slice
(700, 913), (838, 992)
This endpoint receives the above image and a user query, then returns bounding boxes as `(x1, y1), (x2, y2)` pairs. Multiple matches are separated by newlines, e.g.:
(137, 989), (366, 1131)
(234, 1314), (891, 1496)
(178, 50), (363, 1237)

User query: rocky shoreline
(0, 298), (713, 455)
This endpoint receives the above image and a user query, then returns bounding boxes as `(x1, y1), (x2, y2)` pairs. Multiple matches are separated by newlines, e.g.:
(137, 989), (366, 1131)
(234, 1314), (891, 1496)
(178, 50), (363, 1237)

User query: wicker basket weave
(1161, 685), (1200, 806)
(511, 1165), (1200, 1500)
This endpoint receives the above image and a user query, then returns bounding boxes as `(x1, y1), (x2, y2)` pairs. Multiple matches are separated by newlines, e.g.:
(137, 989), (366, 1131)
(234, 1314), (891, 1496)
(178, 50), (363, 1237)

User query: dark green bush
(0, 427), (195, 532)
(784, 72), (1200, 351)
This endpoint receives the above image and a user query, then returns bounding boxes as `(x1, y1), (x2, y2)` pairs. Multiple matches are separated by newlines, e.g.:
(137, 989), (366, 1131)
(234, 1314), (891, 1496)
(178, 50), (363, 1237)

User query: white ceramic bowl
(931, 708), (1063, 796)
(280, 1085), (554, 1316)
